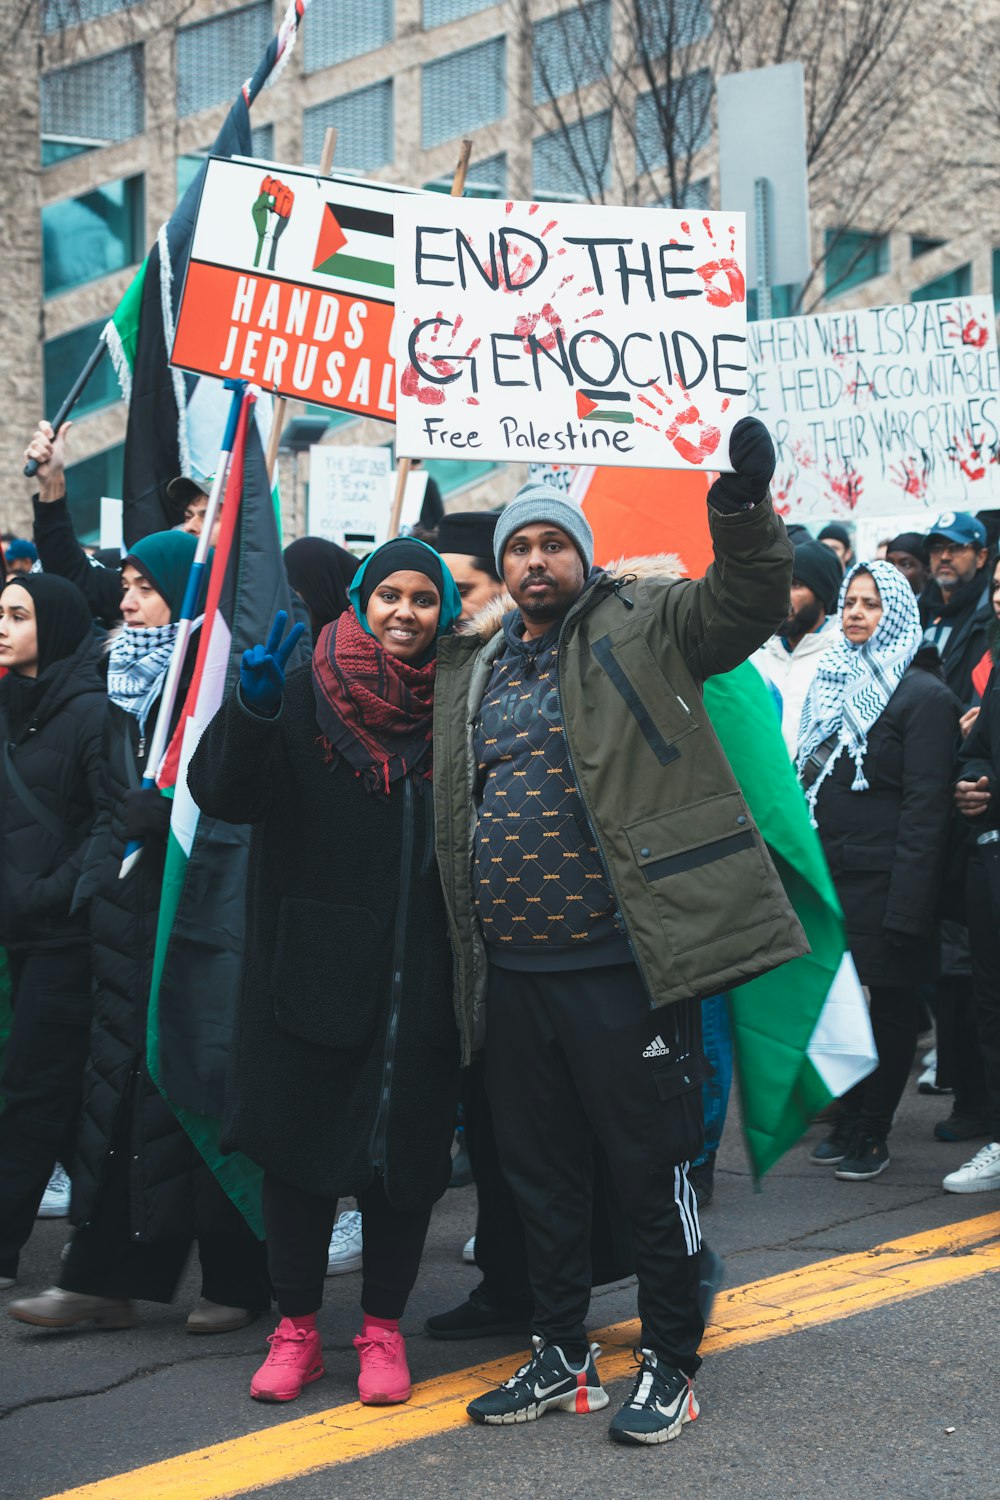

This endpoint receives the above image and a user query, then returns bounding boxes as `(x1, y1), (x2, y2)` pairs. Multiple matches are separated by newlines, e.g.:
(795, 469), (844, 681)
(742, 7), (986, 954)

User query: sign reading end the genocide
(393, 198), (748, 470)
(749, 295), (1000, 519)
(170, 158), (421, 421)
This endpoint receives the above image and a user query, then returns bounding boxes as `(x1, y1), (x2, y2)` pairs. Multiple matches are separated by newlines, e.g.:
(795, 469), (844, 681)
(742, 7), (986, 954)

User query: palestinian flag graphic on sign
(313, 198), (395, 290)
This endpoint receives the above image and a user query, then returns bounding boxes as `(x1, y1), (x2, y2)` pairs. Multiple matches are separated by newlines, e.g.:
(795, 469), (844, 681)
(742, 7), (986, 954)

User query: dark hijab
(1, 574), (94, 734)
(283, 538), (359, 632)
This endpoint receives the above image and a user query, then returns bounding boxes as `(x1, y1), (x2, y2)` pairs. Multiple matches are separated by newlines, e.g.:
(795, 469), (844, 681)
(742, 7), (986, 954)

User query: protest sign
(307, 446), (423, 552)
(99, 497), (124, 553)
(393, 197), (748, 470)
(171, 160), (422, 421)
(748, 295), (1000, 520)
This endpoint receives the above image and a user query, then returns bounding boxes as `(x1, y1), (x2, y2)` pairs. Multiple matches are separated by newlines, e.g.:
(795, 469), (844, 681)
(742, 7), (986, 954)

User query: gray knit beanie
(493, 484), (595, 577)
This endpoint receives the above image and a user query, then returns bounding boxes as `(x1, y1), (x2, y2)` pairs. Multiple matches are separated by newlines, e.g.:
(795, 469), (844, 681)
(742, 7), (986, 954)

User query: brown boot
(8, 1287), (134, 1329)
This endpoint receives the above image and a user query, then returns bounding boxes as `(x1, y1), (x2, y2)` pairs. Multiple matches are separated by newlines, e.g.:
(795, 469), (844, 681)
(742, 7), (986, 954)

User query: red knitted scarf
(311, 608), (436, 794)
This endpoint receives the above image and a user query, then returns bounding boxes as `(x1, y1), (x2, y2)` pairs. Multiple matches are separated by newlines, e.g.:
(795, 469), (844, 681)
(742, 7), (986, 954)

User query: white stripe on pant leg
(681, 1161), (702, 1252)
(674, 1164), (697, 1256)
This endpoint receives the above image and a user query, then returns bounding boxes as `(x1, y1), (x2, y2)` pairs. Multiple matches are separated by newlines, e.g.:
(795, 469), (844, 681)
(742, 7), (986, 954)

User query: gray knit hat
(493, 484), (595, 577)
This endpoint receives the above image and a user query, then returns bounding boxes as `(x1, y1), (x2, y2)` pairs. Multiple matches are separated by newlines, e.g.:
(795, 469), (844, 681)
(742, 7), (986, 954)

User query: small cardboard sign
(749, 295), (1000, 519)
(307, 446), (424, 554)
(393, 197), (748, 470)
(171, 159), (422, 421)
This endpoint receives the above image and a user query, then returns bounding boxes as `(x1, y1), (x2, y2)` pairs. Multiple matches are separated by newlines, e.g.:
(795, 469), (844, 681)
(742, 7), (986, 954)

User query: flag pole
(264, 127), (337, 486)
(119, 381), (248, 879)
(387, 137), (473, 539)
(22, 339), (108, 478)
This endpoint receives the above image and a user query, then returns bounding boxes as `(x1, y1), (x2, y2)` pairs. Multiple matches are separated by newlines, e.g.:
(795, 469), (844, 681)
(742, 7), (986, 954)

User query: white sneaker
(462, 1235), (476, 1265)
(922, 1047), (937, 1070)
(943, 1141), (1000, 1193)
(917, 1065), (950, 1096)
(37, 1164), (71, 1219)
(326, 1209), (363, 1275)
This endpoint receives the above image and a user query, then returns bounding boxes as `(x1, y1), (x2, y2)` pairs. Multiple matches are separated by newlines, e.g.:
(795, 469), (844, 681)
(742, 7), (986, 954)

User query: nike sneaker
(609, 1348), (699, 1445)
(467, 1335), (608, 1424)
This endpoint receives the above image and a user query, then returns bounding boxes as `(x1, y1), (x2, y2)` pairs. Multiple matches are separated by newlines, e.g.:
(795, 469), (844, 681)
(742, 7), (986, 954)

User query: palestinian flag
(704, 661), (877, 1178)
(145, 389), (299, 1233)
(101, 0), (310, 544)
(313, 193), (395, 290)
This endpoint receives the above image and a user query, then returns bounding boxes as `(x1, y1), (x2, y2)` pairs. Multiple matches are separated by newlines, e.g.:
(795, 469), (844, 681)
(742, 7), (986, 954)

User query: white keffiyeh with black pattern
(107, 623), (178, 730)
(796, 558), (923, 825)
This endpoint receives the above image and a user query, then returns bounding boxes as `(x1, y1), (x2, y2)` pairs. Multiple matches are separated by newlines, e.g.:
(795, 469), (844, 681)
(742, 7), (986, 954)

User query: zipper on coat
(370, 775), (414, 1174)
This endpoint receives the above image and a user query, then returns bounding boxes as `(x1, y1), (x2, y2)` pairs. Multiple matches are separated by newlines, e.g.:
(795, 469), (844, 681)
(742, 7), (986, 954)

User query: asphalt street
(2, 1063), (998, 1500)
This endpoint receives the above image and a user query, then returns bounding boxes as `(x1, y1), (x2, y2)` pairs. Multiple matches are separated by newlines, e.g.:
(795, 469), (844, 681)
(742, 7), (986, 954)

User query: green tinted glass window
(42, 176), (144, 296)
(44, 321), (120, 418)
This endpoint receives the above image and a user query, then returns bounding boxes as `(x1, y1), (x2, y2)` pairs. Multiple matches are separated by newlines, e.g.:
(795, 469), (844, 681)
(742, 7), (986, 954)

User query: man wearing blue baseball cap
(920, 511), (992, 706)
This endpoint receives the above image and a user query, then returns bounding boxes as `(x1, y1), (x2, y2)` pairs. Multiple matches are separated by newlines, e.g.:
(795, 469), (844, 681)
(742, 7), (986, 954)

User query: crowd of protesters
(2, 411), (1000, 1448)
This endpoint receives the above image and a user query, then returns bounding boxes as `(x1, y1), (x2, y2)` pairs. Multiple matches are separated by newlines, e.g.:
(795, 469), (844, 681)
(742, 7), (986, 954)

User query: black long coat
(0, 635), (105, 951)
(71, 647), (234, 1242)
(812, 657), (959, 987)
(187, 668), (459, 1213)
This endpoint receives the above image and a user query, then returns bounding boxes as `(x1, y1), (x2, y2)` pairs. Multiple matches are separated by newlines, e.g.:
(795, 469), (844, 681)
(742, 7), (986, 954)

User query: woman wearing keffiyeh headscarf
(797, 559), (960, 1182)
(188, 536), (463, 1408)
(10, 532), (270, 1340)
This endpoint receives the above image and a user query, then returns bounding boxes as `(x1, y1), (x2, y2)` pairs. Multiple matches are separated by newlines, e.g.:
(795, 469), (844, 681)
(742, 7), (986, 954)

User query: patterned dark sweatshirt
(472, 609), (630, 971)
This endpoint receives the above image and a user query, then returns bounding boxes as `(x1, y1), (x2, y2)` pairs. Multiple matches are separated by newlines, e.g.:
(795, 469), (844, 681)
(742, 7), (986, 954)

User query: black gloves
(122, 787), (171, 842)
(708, 417), (777, 513)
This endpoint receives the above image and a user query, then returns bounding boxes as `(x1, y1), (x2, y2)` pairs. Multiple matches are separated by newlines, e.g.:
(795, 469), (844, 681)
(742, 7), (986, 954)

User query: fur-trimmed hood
(458, 554), (686, 642)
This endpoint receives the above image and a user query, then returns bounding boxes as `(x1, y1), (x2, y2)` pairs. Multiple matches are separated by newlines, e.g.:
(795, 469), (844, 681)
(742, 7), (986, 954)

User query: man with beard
(434, 419), (808, 1445)
(919, 513), (992, 707)
(750, 539), (844, 754)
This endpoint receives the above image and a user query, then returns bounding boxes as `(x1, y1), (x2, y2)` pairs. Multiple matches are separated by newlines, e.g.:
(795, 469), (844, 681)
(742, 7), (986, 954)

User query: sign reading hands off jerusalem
(749, 295), (1000, 519)
(393, 197), (748, 470)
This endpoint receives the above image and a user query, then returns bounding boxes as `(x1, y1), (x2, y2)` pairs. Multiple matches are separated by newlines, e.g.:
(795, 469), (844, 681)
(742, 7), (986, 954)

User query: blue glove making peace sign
(240, 611), (306, 715)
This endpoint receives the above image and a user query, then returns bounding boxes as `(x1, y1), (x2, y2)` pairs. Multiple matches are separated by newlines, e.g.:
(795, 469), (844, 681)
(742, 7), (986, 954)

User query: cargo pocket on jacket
(270, 899), (379, 1049)
(626, 792), (775, 956)
(650, 1054), (709, 1165)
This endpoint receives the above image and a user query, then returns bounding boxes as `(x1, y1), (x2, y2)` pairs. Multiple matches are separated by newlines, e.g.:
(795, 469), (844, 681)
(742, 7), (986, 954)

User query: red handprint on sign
(634, 380), (722, 465)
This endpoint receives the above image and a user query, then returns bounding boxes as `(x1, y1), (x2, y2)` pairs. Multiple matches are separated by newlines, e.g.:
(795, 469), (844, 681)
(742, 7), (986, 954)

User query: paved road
(3, 1068), (998, 1500)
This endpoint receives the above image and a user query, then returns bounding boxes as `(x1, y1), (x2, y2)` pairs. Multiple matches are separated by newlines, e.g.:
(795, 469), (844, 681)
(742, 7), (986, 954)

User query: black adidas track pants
(484, 960), (706, 1375)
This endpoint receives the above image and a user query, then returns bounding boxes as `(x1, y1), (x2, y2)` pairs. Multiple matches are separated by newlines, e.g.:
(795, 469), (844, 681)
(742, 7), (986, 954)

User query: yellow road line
(41, 1211), (1000, 1500)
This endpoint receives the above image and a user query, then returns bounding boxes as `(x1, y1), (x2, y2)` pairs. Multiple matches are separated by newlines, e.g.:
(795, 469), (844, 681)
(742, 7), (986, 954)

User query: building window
(43, 0), (132, 31)
(423, 457), (498, 496)
(911, 235), (946, 259)
(305, 0), (393, 70)
(659, 175), (710, 210)
(635, 68), (712, 173)
(747, 284), (799, 321)
(912, 263), (972, 302)
(251, 122), (274, 159)
(44, 320), (121, 419)
(426, 152), (507, 197)
(43, 175), (144, 297)
(41, 45), (144, 165)
(176, 2), (272, 118)
(532, 2), (610, 105)
(636, 0), (713, 55)
(422, 37), (506, 150)
(423, 0), (494, 25)
(303, 82), (394, 172)
(533, 112), (611, 199)
(824, 228), (889, 296)
(65, 443), (125, 545)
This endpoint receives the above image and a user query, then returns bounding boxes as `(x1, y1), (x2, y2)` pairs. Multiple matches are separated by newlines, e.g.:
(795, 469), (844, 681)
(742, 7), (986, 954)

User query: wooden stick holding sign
(263, 128), (339, 485)
(387, 137), (473, 538)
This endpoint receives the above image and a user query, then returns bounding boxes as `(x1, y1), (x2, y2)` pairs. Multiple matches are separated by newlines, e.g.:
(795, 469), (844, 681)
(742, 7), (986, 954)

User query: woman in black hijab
(283, 537), (359, 637)
(0, 575), (106, 1289)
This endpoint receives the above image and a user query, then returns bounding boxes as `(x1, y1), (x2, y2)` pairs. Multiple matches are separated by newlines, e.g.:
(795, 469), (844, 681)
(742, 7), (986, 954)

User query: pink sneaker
(250, 1318), (325, 1402)
(353, 1324), (412, 1404)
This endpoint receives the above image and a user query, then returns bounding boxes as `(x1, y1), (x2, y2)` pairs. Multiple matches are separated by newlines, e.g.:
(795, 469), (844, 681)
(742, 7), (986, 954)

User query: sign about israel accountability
(170, 158), (421, 421)
(393, 197), (749, 470)
(749, 295), (1000, 519)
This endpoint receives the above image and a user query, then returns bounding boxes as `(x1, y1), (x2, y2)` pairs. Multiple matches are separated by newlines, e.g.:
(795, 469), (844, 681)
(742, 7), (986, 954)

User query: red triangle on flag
(576, 390), (598, 419)
(313, 203), (348, 270)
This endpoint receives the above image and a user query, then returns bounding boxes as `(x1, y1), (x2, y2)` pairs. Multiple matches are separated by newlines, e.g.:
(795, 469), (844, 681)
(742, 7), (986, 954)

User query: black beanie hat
(435, 510), (499, 564)
(818, 522), (852, 550)
(887, 531), (929, 564)
(355, 537), (445, 614)
(792, 540), (844, 614)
